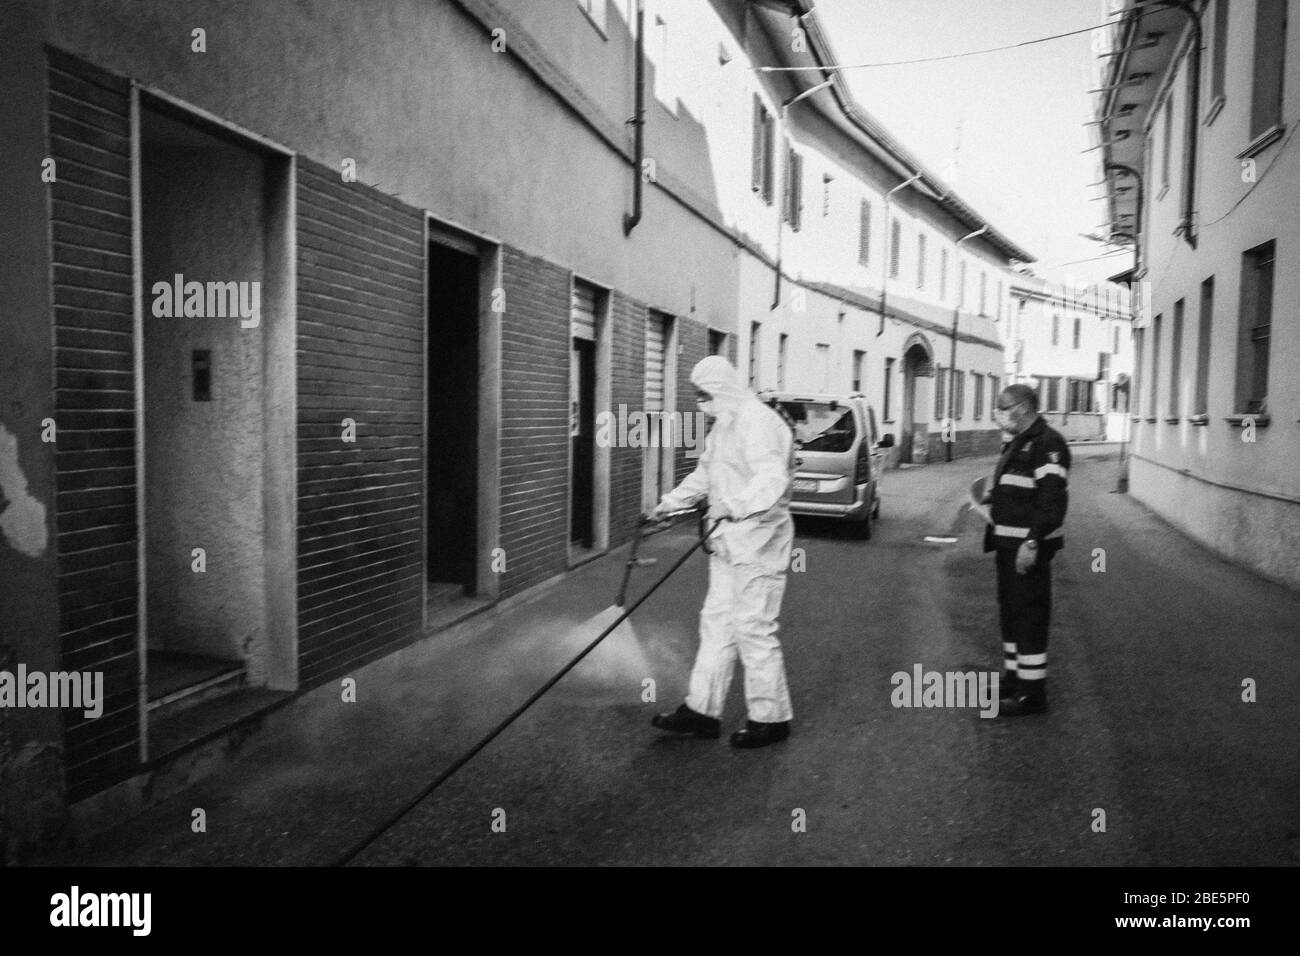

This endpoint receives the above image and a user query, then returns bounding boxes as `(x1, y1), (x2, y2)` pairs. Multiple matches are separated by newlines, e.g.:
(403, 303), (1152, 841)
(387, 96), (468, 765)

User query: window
(996, 279), (1003, 321)
(653, 14), (675, 110)
(708, 329), (727, 356)
(814, 342), (831, 391)
(1133, 328), (1145, 417)
(973, 372), (985, 419)
(1051, 314), (1060, 347)
(751, 96), (774, 204)
(933, 364), (946, 419)
(777, 333), (789, 390)
(748, 321), (761, 388)
(883, 357), (895, 420)
(1194, 277), (1214, 416)
(1161, 95), (1174, 190)
(917, 233), (927, 289)
(1073, 316), (1081, 350)
(1114, 324), (1121, 355)
(1250, 0), (1288, 141)
(1067, 378), (1095, 413)
(783, 146), (803, 231)
(1151, 314), (1162, 417)
(958, 260), (967, 308)
(1236, 241), (1274, 414)
(889, 218), (901, 278)
(1170, 299), (1184, 417)
(1210, 0), (1229, 104)
(858, 199), (871, 266)
(979, 271), (987, 315)
(1043, 376), (1061, 412)
(852, 349), (865, 392)
(953, 369), (965, 420)
(940, 248), (949, 301)
(822, 173), (832, 217)
(989, 374), (1000, 409)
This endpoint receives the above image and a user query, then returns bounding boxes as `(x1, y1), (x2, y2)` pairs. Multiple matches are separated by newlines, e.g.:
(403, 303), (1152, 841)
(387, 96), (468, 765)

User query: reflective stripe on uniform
(994, 524), (1030, 538)
(1046, 527), (1064, 539)
(1018, 653), (1047, 666)
(1018, 667), (1047, 680)
(1035, 463), (1068, 481)
(998, 473), (1036, 488)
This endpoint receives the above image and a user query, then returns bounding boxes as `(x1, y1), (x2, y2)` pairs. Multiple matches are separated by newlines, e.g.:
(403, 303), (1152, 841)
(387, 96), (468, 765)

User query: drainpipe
(623, 0), (645, 236)
(1159, 1), (1201, 249)
(1105, 162), (1143, 277)
(948, 225), (987, 462)
(878, 172), (922, 336)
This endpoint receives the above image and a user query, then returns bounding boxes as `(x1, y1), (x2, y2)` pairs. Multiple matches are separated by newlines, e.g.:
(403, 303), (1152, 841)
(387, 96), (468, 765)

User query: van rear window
(778, 402), (856, 452)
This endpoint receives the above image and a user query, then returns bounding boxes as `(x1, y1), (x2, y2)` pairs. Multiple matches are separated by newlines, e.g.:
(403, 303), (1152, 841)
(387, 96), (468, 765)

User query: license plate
(793, 479), (818, 493)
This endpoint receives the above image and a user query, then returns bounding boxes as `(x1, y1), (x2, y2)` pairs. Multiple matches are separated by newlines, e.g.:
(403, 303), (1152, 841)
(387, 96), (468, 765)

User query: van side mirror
(877, 433), (895, 448)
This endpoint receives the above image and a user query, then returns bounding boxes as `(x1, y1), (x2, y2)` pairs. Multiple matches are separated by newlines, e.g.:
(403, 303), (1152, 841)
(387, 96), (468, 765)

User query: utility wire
(752, 0), (1183, 72)
(755, 19), (1120, 72)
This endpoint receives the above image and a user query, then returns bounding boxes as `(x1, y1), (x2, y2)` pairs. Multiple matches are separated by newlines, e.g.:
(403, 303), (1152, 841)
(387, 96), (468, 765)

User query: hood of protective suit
(690, 356), (755, 419)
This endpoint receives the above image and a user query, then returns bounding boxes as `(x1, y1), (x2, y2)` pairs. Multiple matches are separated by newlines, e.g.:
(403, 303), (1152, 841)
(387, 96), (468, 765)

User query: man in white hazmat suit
(649, 355), (796, 749)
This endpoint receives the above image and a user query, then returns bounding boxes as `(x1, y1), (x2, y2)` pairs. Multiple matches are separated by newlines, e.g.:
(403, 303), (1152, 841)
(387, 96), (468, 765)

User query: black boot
(729, 719), (790, 749)
(999, 682), (1048, 717)
(651, 703), (720, 739)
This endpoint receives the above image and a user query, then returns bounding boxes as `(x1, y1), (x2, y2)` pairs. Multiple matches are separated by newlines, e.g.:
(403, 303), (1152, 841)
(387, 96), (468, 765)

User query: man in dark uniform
(984, 384), (1070, 716)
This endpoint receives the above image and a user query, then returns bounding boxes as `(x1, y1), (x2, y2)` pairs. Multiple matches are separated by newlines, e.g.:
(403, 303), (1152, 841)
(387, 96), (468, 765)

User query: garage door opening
(426, 239), (480, 608)
(139, 102), (293, 722)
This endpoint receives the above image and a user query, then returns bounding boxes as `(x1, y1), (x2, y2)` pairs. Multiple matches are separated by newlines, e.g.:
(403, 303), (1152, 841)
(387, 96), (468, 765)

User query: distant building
(1008, 277), (1134, 442)
(1094, 0), (1299, 589)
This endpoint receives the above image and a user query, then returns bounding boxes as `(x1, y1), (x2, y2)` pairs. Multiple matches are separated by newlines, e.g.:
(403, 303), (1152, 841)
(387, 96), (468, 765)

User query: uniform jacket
(983, 416), (1070, 555)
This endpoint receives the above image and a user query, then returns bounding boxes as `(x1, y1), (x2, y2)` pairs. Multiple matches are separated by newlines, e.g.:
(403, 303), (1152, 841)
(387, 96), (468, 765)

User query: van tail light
(854, 454), (866, 486)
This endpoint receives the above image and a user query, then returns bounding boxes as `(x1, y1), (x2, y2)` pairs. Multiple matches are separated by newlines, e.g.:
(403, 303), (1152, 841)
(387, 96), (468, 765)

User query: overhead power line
(755, 15), (1131, 72)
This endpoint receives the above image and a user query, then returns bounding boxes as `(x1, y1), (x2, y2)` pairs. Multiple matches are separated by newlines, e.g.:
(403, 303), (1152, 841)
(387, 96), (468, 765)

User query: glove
(1015, 541), (1038, 574)
(706, 500), (732, 525)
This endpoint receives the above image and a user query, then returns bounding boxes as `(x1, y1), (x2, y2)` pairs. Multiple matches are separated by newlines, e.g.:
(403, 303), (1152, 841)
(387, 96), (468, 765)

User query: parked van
(762, 391), (895, 538)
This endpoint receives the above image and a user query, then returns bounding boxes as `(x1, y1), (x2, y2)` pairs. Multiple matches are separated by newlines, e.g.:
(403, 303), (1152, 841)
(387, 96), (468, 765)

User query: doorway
(899, 336), (934, 464)
(427, 240), (480, 605)
(139, 102), (292, 714)
(641, 311), (676, 512)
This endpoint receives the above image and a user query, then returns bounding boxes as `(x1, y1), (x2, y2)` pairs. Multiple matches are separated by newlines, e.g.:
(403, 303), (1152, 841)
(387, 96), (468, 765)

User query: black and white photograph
(0, 0), (1295, 927)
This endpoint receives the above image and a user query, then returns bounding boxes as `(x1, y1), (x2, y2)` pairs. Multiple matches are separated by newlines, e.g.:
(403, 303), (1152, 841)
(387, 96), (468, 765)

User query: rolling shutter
(644, 313), (666, 413)
(571, 280), (597, 341)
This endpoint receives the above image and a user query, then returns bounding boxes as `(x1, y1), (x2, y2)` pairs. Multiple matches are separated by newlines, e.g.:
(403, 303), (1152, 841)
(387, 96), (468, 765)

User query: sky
(812, 0), (1131, 286)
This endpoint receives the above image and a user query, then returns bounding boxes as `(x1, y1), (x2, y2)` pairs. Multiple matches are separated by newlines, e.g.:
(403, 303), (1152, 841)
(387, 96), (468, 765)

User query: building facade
(0, 0), (1032, 855)
(1094, 0), (1299, 589)
(1008, 276), (1134, 442)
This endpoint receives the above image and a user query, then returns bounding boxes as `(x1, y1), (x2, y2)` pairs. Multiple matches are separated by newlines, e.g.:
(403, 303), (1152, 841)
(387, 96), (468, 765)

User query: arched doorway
(899, 333), (935, 464)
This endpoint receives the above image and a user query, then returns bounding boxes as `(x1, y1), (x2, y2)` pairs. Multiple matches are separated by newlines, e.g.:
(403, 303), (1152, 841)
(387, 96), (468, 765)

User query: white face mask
(696, 398), (718, 417)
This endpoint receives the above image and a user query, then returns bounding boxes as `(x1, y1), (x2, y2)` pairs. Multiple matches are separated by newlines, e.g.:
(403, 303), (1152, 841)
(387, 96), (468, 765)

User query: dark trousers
(995, 547), (1053, 689)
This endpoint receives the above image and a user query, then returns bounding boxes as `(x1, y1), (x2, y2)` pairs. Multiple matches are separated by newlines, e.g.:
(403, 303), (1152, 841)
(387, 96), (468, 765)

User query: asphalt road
(49, 454), (1299, 866)
(351, 455), (1300, 866)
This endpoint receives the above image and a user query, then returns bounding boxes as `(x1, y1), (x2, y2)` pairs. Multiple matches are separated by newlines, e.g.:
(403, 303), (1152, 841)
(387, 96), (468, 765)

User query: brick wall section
(47, 49), (140, 803)
(295, 158), (425, 686)
(498, 247), (571, 597)
(674, 317), (708, 486)
(608, 292), (646, 545)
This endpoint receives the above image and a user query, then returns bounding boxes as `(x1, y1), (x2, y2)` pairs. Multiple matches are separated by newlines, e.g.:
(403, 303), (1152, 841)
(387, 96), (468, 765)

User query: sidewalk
(42, 522), (711, 866)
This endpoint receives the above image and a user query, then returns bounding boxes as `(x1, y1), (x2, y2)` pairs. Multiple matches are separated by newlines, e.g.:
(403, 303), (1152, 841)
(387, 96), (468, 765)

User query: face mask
(696, 399), (717, 417)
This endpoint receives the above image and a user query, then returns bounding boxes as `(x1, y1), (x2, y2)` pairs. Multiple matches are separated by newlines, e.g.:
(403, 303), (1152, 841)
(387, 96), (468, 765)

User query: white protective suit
(656, 356), (796, 724)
